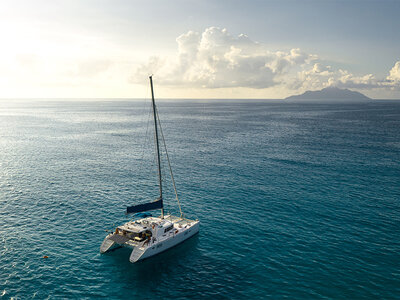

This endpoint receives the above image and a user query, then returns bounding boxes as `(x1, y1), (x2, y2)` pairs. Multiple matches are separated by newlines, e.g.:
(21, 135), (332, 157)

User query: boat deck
(108, 215), (198, 247)
(108, 234), (131, 244)
(165, 215), (196, 226)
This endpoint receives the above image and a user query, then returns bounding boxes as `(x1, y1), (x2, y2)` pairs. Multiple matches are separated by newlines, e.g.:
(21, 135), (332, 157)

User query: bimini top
(126, 198), (163, 214)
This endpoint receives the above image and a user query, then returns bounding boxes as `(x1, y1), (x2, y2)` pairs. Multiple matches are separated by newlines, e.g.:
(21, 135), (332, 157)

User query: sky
(0, 0), (399, 99)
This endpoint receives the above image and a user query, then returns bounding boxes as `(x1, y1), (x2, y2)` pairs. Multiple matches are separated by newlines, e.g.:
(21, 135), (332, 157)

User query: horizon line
(2, 97), (400, 101)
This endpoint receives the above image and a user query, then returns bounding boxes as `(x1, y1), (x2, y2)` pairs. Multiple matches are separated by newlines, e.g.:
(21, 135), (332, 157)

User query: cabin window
(164, 225), (173, 233)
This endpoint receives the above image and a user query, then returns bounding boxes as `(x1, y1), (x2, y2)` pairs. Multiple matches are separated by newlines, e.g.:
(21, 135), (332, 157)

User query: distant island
(285, 86), (371, 100)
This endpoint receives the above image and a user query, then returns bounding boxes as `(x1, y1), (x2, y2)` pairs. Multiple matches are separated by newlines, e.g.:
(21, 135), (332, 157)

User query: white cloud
(131, 27), (315, 89)
(387, 61), (400, 82)
(131, 27), (400, 97)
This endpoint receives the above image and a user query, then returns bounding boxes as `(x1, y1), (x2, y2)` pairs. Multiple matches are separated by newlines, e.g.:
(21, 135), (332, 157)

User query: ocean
(0, 99), (399, 299)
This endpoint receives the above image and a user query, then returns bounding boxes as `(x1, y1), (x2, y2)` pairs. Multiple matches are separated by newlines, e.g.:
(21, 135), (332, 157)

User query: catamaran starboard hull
(130, 221), (199, 263)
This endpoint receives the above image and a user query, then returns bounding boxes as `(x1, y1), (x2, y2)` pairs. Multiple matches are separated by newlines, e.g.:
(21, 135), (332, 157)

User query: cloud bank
(131, 27), (399, 94)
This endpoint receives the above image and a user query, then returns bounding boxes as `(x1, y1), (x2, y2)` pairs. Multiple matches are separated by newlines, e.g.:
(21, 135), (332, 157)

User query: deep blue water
(1, 99), (399, 299)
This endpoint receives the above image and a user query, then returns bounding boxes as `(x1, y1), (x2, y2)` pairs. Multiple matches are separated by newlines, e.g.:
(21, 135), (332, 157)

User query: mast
(149, 75), (164, 218)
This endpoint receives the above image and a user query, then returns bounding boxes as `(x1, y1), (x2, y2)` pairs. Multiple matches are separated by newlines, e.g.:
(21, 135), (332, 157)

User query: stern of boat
(129, 246), (146, 263)
(100, 234), (116, 253)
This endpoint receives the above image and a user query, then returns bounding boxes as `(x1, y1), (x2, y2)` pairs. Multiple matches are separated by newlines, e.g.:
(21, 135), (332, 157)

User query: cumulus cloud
(283, 58), (399, 92)
(297, 67), (378, 90)
(131, 27), (315, 89)
(131, 27), (399, 94)
(387, 61), (400, 82)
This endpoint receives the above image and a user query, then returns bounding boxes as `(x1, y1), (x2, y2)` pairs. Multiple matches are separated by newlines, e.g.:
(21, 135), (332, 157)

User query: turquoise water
(1, 99), (399, 299)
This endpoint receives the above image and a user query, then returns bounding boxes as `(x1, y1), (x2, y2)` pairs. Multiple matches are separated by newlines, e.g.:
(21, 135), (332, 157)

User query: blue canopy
(126, 198), (163, 214)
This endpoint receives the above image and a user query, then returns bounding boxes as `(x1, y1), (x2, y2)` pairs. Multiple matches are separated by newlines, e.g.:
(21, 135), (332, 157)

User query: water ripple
(0, 100), (399, 298)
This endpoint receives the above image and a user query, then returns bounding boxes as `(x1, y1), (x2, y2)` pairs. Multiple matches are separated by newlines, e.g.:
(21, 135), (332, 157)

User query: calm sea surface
(0, 99), (399, 299)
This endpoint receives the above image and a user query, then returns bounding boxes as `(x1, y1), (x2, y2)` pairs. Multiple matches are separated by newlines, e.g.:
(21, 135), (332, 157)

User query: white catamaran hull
(101, 218), (199, 263)
(131, 221), (199, 262)
(100, 236), (117, 253)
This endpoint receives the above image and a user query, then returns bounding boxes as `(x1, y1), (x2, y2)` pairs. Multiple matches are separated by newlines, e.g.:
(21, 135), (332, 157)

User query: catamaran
(100, 76), (199, 263)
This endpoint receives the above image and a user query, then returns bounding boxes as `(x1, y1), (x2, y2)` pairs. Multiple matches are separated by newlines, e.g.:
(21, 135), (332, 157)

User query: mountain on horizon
(285, 86), (371, 100)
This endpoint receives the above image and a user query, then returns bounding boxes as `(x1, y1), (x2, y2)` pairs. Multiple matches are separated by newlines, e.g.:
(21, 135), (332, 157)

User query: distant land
(285, 87), (371, 100)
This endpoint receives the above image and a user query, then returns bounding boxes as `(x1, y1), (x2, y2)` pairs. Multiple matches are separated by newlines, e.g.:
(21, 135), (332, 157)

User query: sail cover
(126, 198), (163, 214)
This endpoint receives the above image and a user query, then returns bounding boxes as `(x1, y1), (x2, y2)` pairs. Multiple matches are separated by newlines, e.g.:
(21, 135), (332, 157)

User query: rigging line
(138, 110), (151, 169)
(125, 90), (149, 218)
(146, 103), (160, 197)
(138, 82), (150, 149)
(139, 81), (150, 124)
(137, 88), (153, 198)
(153, 112), (161, 196)
(156, 107), (183, 218)
(140, 90), (151, 159)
